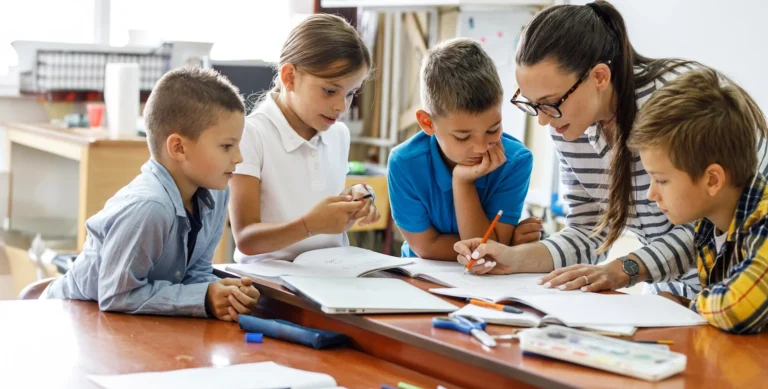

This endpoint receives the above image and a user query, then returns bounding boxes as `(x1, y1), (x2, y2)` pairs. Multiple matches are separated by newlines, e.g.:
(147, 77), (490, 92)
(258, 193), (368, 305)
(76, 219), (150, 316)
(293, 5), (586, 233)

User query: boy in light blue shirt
(388, 38), (539, 262)
(45, 68), (259, 321)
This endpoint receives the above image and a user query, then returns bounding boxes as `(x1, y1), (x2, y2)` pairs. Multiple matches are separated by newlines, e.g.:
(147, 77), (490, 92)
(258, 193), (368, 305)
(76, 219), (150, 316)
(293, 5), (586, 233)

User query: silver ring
(583, 275), (589, 284)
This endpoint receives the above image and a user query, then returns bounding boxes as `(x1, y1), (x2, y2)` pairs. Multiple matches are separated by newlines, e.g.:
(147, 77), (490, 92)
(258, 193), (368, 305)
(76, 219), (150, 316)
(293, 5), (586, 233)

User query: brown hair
(253, 13), (371, 109)
(420, 38), (503, 117)
(516, 0), (696, 252)
(628, 68), (768, 187)
(143, 67), (244, 157)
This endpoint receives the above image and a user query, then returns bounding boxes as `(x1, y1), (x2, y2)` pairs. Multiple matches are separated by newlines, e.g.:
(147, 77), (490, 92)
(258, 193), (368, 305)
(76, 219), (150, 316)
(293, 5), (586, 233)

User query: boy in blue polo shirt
(388, 38), (538, 262)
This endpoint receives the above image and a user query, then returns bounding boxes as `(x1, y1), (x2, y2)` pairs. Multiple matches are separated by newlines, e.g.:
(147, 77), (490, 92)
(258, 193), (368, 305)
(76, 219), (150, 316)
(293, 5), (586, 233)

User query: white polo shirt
(233, 93), (351, 263)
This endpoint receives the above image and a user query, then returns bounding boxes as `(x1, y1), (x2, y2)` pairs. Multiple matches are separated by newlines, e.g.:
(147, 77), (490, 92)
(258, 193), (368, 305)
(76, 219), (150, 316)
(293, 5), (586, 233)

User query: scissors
(432, 315), (497, 348)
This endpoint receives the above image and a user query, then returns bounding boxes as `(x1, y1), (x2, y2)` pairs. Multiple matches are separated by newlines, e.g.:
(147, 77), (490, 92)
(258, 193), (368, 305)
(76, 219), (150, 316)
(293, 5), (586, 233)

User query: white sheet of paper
(450, 304), (637, 335)
(294, 246), (412, 272)
(520, 294), (708, 328)
(399, 257), (464, 275)
(228, 260), (319, 279)
(581, 324), (638, 336)
(88, 362), (338, 389)
(227, 247), (413, 280)
(421, 272), (550, 289)
(428, 275), (579, 301)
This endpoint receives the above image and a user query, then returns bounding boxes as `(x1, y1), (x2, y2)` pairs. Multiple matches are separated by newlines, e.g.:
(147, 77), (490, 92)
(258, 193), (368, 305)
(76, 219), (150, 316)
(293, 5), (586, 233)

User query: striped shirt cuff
(630, 245), (667, 283)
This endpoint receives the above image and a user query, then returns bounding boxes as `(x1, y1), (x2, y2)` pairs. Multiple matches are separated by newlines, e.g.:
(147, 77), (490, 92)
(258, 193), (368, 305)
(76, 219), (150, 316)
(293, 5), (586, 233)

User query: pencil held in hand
(464, 210), (503, 273)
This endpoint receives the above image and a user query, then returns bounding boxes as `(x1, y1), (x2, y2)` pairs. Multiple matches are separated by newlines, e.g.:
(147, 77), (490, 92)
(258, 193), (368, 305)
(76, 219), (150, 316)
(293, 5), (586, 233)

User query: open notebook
(450, 304), (637, 336)
(433, 286), (708, 328)
(390, 263), (554, 289)
(225, 246), (415, 283)
(386, 258), (464, 281)
(227, 249), (536, 289)
(429, 273), (578, 295)
(88, 361), (343, 389)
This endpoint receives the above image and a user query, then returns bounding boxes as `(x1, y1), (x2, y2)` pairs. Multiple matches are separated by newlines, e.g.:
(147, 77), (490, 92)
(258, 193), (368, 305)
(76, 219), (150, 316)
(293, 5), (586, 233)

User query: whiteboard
(455, 8), (537, 142)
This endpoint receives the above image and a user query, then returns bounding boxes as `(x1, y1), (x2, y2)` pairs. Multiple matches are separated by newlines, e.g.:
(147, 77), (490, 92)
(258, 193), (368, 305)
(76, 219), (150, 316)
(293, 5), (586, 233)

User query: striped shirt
(541, 64), (768, 299)
(692, 174), (768, 334)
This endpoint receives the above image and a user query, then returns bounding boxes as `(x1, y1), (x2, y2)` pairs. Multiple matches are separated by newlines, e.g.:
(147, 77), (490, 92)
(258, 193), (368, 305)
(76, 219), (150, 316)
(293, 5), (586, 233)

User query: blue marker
(245, 332), (263, 343)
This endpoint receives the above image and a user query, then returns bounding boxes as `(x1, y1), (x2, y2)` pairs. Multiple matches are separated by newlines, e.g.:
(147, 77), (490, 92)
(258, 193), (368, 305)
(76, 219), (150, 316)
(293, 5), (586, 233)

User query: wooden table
(0, 299), (460, 389)
(214, 266), (768, 389)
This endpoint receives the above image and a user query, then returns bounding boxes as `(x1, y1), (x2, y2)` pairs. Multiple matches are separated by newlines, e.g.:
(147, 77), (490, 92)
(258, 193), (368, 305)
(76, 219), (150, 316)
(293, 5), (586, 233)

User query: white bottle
(104, 63), (140, 138)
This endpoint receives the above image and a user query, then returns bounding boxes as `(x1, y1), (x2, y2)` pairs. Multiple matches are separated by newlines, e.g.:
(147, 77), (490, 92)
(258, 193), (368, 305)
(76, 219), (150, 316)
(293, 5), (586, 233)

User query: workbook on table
(225, 246), (415, 283)
(414, 272), (578, 293)
(226, 248), (549, 289)
(450, 304), (637, 336)
(433, 286), (708, 328)
(388, 262), (554, 289)
(88, 361), (343, 389)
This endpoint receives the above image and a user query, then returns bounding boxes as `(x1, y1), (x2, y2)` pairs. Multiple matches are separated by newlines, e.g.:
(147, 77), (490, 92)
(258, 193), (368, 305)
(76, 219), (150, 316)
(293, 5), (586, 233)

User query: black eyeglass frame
(510, 61), (611, 119)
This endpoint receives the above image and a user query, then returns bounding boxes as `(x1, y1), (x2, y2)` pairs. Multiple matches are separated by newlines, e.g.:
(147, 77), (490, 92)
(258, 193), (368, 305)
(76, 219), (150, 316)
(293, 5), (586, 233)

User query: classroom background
(2, 0), (766, 299)
(1, 1), (767, 388)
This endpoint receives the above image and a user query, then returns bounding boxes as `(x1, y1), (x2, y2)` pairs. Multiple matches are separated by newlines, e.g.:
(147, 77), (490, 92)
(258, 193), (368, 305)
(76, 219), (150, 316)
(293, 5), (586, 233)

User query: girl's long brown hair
(250, 13), (372, 111)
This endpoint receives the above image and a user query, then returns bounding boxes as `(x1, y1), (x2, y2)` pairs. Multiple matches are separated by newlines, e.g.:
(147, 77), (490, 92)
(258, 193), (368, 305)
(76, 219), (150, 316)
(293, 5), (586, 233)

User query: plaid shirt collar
(695, 173), (768, 247)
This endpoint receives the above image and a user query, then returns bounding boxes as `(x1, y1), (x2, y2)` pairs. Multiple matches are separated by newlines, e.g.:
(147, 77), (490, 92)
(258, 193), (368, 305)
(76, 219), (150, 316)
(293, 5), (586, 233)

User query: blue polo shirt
(388, 132), (533, 257)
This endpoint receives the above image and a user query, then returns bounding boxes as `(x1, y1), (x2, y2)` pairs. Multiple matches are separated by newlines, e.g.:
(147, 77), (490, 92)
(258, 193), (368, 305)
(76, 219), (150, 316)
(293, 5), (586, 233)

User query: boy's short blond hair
(143, 67), (245, 157)
(628, 68), (768, 187)
(420, 38), (502, 118)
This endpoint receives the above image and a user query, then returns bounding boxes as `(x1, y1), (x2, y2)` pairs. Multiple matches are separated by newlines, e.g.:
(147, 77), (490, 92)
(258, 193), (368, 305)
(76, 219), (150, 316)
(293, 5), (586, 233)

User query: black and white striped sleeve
(541, 152), (609, 268)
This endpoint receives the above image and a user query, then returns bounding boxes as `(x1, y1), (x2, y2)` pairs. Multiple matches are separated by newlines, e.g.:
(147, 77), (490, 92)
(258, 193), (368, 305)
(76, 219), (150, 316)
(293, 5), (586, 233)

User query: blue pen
(381, 385), (398, 389)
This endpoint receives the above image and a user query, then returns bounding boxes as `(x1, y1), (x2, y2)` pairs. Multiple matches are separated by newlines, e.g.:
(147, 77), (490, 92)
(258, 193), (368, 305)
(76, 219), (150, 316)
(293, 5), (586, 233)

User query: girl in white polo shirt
(229, 14), (379, 263)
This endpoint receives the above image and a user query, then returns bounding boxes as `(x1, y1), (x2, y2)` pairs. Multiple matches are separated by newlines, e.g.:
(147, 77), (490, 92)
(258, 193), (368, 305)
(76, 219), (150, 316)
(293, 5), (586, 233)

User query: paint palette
(519, 326), (687, 381)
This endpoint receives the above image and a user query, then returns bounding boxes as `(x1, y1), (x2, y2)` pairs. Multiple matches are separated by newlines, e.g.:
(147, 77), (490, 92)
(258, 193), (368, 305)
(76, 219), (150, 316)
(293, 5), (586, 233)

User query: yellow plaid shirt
(692, 174), (768, 334)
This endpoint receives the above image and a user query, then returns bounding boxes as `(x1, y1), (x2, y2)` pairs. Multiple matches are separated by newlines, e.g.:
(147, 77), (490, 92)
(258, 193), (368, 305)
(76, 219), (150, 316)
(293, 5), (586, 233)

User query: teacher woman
(454, 0), (768, 298)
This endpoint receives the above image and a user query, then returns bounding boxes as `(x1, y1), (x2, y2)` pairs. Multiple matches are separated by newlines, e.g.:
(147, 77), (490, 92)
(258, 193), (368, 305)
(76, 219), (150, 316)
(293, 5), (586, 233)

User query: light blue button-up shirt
(46, 159), (227, 317)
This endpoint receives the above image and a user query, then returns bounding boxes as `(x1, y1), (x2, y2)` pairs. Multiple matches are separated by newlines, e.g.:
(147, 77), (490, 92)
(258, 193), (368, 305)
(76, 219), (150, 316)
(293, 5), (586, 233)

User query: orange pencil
(469, 298), (523, 314)
(464, 210), (503, 273)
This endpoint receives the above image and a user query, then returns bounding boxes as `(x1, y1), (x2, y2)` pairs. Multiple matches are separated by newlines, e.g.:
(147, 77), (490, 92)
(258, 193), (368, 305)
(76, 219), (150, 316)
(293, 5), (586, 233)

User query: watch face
(623, 259), (640, 275)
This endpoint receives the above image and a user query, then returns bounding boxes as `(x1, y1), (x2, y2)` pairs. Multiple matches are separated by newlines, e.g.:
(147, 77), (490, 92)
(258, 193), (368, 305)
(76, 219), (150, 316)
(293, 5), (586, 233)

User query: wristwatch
(620, 257), (641, 287)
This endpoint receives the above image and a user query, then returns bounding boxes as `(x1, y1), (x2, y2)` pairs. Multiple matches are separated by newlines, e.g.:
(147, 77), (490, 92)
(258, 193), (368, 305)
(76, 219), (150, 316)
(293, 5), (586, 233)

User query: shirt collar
(726, 173), (767, 242)
(587, 123), (612, 159)
(428, 134), (488, 192)
(144, 159), (216, 217)
(259, 93), (330, 153)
